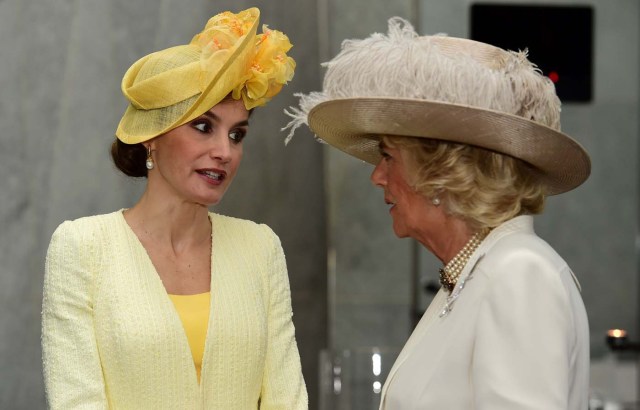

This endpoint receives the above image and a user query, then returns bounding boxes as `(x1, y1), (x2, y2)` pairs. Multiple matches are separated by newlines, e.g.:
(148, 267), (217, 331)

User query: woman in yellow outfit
(41, 8), (307, 409)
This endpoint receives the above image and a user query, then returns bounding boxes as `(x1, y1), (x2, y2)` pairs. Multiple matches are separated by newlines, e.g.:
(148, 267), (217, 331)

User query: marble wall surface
(0, 0), (326, 408)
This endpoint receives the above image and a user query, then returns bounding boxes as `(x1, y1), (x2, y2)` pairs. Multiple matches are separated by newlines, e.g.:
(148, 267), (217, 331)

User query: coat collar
(438, 215), (534, 317)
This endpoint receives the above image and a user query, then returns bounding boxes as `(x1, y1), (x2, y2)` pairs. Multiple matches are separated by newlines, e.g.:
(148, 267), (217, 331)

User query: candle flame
(607, 329), (627, 338)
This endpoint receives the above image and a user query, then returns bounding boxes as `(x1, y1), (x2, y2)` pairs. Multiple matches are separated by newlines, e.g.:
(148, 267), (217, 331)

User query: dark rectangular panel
(470, 3), (594, 102)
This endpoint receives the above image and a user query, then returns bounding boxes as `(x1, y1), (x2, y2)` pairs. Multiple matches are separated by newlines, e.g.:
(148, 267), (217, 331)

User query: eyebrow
(201, 111), (250, 128)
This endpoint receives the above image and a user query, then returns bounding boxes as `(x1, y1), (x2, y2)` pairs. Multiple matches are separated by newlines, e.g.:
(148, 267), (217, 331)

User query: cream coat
(42, 211), (308, 409)
(381, 215), (589, 409)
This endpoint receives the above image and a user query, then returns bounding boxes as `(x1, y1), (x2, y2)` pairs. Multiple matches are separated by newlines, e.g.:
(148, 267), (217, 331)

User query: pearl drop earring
(432, 197), (441, 206)
(145, 146), (154, 170)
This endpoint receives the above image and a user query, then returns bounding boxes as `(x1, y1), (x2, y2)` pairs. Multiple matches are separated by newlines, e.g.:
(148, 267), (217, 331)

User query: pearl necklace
(439, 230), (488, 293)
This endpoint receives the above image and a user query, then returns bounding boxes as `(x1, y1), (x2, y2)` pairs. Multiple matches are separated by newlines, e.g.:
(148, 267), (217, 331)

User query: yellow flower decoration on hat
(234, 26), (296, 109)
(191, 9), (257, 76)
(191, 11), (295, 110)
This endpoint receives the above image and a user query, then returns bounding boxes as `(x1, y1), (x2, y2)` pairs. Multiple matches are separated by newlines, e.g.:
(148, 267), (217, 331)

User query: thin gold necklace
(439, 230), (488, 292)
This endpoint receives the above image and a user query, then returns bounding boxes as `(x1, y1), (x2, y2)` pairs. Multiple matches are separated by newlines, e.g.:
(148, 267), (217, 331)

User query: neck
(124, 186), (211, 253)
(415, 215), (474, 265)
(438, 230), (487, 292)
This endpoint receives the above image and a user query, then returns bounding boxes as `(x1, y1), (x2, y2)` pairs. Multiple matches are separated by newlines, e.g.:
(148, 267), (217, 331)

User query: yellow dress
(168, 292), (211, 383)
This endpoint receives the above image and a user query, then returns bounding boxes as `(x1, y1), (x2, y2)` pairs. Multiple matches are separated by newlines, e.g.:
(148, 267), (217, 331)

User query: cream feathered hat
(284, 17), (590, 195)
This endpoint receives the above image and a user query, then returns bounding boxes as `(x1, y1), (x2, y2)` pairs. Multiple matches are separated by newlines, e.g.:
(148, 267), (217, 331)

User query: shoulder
(481, 217), (566, 272)
(469, 219), (587, 351)
(45, 212), (124, 286)
(50, 211), (123, 240)
(486, 232), (565, 271)
(210, 214), (287, 278)
(475, 216), (570, 289)
(210, 213), (279, 244)
(49, 211), (124, 247)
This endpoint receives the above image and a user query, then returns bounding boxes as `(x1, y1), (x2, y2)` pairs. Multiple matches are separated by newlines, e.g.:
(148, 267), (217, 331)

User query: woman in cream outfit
(285, 17), (590, 409)
(42, 8), (307, 409)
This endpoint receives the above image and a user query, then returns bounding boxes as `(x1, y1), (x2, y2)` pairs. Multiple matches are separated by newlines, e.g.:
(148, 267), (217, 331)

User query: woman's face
(370, 142), (442, 241)
(146, 99), (249, 206)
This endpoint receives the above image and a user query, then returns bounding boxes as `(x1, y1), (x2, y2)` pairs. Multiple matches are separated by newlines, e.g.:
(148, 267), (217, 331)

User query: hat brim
(308, 98), (591, 196)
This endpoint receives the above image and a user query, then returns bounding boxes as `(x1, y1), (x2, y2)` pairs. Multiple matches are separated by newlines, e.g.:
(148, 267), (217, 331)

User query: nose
(370, 159), (386, 187)
(210, 133), (232, 163)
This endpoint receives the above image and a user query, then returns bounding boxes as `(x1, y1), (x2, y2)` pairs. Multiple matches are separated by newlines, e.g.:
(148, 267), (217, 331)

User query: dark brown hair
(110, 139), (148, 178)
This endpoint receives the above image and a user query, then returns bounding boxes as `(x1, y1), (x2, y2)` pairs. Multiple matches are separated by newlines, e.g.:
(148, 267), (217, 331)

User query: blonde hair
(382, 136), (546, 231)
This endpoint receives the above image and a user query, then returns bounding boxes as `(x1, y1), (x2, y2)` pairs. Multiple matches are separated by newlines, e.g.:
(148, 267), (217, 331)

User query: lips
(385, 197), (396, 211)
(196, 168), (226, 183)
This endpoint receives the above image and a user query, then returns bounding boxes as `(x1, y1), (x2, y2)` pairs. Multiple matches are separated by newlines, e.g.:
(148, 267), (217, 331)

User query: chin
(197, 188), (230, 206)
(204, 197), (224, 207)
(392, 226), (409, 238)
(190, 192), (225, 207)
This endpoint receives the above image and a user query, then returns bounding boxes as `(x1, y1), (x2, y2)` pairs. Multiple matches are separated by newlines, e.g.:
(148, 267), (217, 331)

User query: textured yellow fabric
(42, 211), (308, 409)
(168, 292), (211, 383)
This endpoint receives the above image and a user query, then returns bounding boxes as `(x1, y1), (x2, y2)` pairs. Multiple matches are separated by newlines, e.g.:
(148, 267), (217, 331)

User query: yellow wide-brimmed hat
(284, 17), (590, 195)
(117, 7), (295, 144)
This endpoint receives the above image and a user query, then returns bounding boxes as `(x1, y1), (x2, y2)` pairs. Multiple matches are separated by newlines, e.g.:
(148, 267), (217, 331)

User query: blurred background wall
(0, 0), (638, 409)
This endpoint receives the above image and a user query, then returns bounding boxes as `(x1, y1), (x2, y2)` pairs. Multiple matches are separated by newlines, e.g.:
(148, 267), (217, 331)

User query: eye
(378, 143), (392, 160)
(229, 128), (247, 143)
(193, 120), (212, 133)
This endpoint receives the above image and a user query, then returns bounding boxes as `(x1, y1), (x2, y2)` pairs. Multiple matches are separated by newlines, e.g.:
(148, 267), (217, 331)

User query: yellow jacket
(42, 211), (308, 409)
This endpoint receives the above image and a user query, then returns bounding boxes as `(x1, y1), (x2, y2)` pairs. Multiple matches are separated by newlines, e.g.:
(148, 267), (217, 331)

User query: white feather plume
(283, 16), (561, 144)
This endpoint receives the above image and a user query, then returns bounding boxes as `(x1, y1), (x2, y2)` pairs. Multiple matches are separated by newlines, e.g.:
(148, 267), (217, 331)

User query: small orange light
(548, 71), (560, 83)
(607, 329), (627, 338)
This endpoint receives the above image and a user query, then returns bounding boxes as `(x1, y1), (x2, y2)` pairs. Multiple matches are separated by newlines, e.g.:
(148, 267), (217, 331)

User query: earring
(432, 197), (441, 206)
(145, 146), (154, 170)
